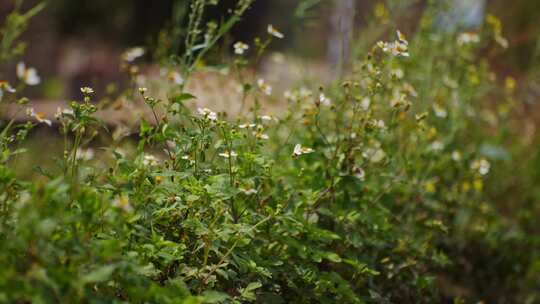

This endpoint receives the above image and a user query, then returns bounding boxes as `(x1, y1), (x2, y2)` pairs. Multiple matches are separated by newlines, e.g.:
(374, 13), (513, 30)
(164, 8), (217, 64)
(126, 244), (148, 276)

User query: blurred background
(1, 0), (539, 101)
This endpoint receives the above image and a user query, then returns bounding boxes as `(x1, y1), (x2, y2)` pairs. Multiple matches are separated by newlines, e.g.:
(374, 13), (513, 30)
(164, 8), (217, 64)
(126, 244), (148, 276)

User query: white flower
(259, 115), (273, 121)
(80, 86), (94, 95)
(26, 107), (51, 126)
(112, 195), (133, 212)
(267, 24), (284, 39)
(257, 79), (272, 95)
(76, 148), (95, 161)
(219, 150), (238, 158)
(253, 132), (269, 140)
(471, 158), (490, 176)
(433, 104), (448, 118)
(451, 151), (462, 162)
(293, 144), (314, 157)
(430, 141), (444, 151)
(353, 167), (366, 181)
(122, 47), (145, 62)
(167, 71), (184, 85)
(239, 123), (257, 129)
(241, 188), (258, 195)
(457, 32), (480, 46)
(319, 93), (331, 106)
(0, 81), (16, 101)
(143, 154), (159, 166)
(233, 41), (249, 55)
(299, 87), (312, 99)
(197, 107), (218, 121)
(374, 119), (386, 130)
(360, 97), (371, 111)
(16, 62), (41, 86)
(377, 30), (410, 57)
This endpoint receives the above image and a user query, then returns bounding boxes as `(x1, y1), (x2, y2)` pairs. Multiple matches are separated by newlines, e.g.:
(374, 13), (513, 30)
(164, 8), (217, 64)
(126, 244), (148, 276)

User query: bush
(0, 1), (538, 303)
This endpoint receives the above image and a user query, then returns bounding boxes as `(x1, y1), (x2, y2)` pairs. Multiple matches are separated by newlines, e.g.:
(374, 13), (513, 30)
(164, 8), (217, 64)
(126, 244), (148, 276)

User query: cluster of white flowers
(219, 150), (238, 158)
(17, 62), (40, 86)
(457, 32), (480, 46)
(233, 41), (249, 55)
(197, 107), (218, 121)
(143, 154), (159, 166)
(471, 158), (490, 176)
(26, 107), (51, 126)
(293, 144), (314, 157)
(257, 79), (272, 96)
(377, 30), (410, 57)
(267, 24), (284, 39)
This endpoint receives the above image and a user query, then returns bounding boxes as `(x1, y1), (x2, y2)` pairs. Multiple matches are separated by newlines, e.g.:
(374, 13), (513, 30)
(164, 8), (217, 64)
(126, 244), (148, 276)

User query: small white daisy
(267, 24), (284, 39)
(233, 41), (249, 55)
(16, 62), (41, 86)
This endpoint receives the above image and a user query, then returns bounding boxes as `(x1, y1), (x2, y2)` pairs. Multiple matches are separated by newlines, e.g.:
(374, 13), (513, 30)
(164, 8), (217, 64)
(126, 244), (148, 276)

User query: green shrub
(0, 1), (538, 303)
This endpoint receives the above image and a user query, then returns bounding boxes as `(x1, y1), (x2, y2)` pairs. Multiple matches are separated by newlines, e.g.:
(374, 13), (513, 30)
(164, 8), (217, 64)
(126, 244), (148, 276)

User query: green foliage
(0, 1), (539, 303)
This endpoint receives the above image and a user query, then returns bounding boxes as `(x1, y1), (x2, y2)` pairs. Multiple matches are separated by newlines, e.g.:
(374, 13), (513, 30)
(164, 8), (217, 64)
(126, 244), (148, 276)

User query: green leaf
(171, 93), (197, 104)
(80, 265), (116, 284)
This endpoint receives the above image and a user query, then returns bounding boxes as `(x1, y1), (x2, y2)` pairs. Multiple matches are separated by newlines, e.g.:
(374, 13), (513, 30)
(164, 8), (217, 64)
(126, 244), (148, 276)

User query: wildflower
(299, 87), (313, 98)
(167, 71), (184, 85)
(80, 86), (94, 95)
(267, 24), (284, 39)
(239, 123), (257, 129)
(318, 93), (331, 106)
(457, 32), (480, 46)
(353, 166), (366, 181)
(391, 68), (404, 79)
(293, 144), (314, 157)
(377, 30), (409, 57)
(112, 195), (133, 213)
(471, 158), (490, 176)
(241, 188), (258, 195)
(360, 97), (371, 110)
(259, 115), (273, 121)
(451, 150), (462, 162)
(197, 107), (218, 121)
(16, 62), (41, 86)
(76, 148), (95, 161)
(26, 108), (51, 126)
(233, 41), (249, 55)
(138, 87), (148, 95)
(122, 47), (145, 62)
(143, 154), (159, 166)
(0, 81), (16, 101)
(433, 104), (448, 118)
(257, 79), (272, 95)
(430, 141), (444, 151)
(253, 132), (269, 140)
(219, 150), (238, 158)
